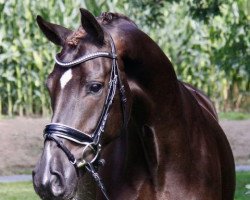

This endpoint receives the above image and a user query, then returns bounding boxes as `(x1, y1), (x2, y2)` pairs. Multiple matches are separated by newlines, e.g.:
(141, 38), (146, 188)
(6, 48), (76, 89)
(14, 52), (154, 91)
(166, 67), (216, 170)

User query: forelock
(66, 27), (86, 46)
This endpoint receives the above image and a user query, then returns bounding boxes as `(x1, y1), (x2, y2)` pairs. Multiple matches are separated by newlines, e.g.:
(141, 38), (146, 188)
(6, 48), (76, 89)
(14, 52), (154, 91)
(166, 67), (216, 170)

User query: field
(0, 172), (249, 200)
(0, 182), (39, 200)
(235, 172), (250, 200)
(0, 116), (250, 175)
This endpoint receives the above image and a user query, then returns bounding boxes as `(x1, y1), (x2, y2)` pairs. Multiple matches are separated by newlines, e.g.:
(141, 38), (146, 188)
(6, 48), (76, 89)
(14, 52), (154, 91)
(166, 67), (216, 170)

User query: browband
(55, 52), (117, 67)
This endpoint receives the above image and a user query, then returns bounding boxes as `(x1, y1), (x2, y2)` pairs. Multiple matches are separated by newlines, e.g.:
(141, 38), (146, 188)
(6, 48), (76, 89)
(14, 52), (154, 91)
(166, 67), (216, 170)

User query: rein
(43, 35), (127, 200)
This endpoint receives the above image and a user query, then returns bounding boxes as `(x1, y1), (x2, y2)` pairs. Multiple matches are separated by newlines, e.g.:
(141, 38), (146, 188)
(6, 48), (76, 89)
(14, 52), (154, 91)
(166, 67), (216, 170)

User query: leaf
(33, 52), (43, 70)
(246, 184), (250, 189)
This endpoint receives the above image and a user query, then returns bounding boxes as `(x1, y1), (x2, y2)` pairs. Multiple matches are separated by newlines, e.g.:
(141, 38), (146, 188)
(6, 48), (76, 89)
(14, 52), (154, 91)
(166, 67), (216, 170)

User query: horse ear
(80, 8), (104, 44)
(36, 15), (72, 46)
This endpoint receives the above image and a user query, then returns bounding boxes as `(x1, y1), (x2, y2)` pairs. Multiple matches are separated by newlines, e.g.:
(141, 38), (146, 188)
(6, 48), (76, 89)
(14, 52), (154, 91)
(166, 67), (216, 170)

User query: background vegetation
(0, 0), (249, 116)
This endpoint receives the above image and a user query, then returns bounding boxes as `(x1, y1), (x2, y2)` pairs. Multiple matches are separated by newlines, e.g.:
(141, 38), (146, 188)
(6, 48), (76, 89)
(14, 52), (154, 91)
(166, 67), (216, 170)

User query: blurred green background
(0, 0), (249, 117)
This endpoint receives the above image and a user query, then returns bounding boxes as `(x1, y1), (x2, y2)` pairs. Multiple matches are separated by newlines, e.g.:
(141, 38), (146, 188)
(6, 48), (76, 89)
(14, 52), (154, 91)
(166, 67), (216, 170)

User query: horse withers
(32, 9), (235, 200)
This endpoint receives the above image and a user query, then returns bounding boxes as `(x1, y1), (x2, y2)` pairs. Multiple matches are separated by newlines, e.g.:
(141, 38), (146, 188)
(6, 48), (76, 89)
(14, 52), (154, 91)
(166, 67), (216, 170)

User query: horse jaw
(73, 172), (96, 200)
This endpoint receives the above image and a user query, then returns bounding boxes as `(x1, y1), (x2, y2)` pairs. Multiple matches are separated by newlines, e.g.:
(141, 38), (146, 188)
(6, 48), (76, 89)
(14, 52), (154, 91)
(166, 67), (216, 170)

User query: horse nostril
(50, 170), (66, 197)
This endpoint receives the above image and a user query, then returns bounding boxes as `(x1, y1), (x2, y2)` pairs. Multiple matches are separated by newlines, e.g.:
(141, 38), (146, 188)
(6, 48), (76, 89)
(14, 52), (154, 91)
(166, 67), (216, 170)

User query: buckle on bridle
(70, 159), (77, 165)
(77, 143), (102, 168)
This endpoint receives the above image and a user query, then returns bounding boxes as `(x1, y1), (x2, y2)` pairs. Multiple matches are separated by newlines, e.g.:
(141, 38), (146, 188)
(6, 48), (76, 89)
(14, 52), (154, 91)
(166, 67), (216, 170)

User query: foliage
(0, 0), (249, 116)
(235, 171), (250, 200)
(0, 0), (107, 116)
(219, 112), (250, 120)
(188, 0), (222, 21)
(141, 0), (250, 111)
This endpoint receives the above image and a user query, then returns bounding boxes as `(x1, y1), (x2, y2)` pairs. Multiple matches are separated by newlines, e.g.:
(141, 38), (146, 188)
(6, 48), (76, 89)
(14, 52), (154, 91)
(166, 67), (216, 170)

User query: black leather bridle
(43, 35), (127, 200)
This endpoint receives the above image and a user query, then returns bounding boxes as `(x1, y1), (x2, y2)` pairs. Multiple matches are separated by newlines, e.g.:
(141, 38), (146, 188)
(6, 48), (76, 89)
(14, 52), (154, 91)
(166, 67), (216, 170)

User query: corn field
(0, 0), (249, 116)
(0, 0), (105, 116)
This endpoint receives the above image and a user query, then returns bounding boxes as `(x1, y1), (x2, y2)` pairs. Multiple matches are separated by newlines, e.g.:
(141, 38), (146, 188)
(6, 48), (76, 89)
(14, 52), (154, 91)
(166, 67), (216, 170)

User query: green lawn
(0, 172), (249, 199)
(235, 172), (250, 200)
(0, 182), (39, 200)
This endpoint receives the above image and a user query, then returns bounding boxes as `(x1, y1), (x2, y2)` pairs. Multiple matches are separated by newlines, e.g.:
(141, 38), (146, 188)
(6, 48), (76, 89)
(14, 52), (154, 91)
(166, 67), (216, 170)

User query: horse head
(33, 9), (131, 200)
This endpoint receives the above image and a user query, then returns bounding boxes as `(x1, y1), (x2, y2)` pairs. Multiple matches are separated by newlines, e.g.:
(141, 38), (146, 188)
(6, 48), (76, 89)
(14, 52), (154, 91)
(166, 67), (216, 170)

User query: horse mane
(66, 12), (137, 46)
(98, 12), (137, 26)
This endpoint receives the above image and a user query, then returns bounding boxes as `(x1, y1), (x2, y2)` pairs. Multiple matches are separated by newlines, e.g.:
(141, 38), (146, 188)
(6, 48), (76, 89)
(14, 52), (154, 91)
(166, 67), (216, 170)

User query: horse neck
(110, 25), (187, 139)
(101, 26), (193, 189)
(116, 27), (178, 95)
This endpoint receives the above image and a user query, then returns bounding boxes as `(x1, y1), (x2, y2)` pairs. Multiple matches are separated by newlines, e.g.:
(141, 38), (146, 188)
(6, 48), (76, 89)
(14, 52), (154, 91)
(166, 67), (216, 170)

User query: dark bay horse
(33, 9), (235, 200)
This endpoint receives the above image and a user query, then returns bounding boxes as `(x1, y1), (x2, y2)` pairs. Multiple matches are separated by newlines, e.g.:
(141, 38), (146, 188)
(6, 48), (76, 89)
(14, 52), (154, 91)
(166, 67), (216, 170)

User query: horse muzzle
(32, 140), (78, 200)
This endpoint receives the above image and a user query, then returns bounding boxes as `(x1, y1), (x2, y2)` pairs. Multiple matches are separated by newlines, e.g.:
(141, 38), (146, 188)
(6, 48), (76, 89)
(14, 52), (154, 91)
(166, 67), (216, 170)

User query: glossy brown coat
(33, 10), (235, 200)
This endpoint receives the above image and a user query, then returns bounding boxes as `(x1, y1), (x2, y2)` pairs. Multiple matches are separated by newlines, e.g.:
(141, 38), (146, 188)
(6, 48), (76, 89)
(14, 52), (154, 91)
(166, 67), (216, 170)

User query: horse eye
(89, 83), (103, 94)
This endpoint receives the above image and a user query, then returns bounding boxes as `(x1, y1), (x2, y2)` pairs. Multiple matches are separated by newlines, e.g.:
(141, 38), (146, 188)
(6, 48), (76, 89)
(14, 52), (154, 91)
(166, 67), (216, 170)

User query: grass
(235, 171), (250, 200)
(219, 112), (250, 120)
(0, 182), (39, 200)
(0, 172), (249, 199)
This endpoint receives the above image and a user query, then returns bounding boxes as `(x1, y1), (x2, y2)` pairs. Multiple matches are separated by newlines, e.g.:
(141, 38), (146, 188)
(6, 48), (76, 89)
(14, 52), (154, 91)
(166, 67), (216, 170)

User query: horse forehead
(59, 59), (110, 89)
(60, 69), (72, 89)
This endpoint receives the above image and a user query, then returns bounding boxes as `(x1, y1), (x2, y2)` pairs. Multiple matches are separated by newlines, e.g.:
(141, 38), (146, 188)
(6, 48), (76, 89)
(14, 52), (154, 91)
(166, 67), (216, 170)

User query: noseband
(43, 35), (127, 200)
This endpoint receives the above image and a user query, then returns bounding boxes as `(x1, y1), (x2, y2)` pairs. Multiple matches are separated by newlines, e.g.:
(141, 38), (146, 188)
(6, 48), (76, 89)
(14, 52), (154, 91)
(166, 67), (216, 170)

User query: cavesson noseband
(43, 35), (127, 200)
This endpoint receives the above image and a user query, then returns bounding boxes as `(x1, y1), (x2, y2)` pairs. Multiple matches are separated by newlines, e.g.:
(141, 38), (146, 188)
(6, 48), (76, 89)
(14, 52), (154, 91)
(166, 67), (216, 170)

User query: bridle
(43, 34), (127, 200)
